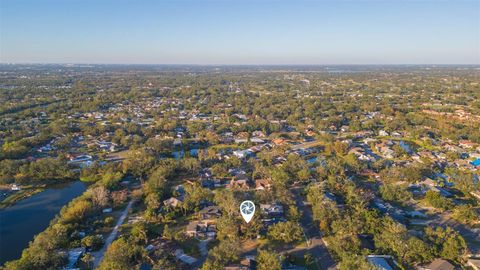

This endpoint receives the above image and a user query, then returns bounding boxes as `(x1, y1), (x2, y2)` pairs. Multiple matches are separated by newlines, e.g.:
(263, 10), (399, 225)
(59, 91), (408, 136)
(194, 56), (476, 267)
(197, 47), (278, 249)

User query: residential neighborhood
(0, 64), (479, 270)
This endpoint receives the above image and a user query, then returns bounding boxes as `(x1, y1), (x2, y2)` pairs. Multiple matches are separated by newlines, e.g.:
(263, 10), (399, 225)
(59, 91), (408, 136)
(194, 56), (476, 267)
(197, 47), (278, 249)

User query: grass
(0, 187), (44, 209)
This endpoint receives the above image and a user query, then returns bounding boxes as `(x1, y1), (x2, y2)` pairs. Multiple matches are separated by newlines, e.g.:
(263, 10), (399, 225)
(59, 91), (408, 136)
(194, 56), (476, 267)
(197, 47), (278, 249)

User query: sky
(0, 0), (479, 65)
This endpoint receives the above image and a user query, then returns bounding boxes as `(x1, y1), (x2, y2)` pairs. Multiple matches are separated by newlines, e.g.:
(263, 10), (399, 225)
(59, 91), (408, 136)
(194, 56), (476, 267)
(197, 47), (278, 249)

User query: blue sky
(0, 0), (478, 64)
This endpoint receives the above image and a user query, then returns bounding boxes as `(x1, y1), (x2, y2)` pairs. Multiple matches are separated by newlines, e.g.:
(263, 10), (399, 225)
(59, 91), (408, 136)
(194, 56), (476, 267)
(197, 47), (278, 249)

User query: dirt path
(92, 200), (134, 268)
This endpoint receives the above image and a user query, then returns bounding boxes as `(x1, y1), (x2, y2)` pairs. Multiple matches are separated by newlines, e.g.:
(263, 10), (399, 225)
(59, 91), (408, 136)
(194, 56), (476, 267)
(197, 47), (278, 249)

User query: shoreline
(0, 180), (80, 210)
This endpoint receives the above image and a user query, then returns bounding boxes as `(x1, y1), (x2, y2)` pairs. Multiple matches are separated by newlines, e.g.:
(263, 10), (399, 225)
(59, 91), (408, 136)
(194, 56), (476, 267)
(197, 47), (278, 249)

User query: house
(63, 247), (85, 270)
(366, 255), (399, 270)
(471, 191), (480, 201)
(420, 258), (456, 270)
(422, 178), (437, 188)
(198, 206), (221, 220)
(233, 149), (253, 159)
(68, 154), (93, 168)
(172, 185), (185, 196)
(68, 154), (93, 163)
(349, 147), (373, 162)
(272, 138), (287, 146)
(173, 138), (182, 146)
(376, 141), (395, 159)
(174, 249), (197, 265)
(186, 221), (199, 236)
(459, 140), (476, 149)
(250, 138), (265, 144)
(252, 130), (266, 138)
(94, 140), (118, 152)
(224, 257), (256, 270)
(227, 178), (249, 189)
(185, 220), (216, 238)
(471, 158), (480, 168)
(260, 203), (284, 218)
(163, 197), (184, 208)
(10, 184), (21, 191)
(255, 179), (272, 190)
(379, 130), (389, 136)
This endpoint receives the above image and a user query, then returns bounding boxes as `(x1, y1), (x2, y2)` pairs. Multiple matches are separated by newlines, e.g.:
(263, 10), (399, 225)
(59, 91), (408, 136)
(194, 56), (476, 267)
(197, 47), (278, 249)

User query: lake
(0, 181), (87, 265)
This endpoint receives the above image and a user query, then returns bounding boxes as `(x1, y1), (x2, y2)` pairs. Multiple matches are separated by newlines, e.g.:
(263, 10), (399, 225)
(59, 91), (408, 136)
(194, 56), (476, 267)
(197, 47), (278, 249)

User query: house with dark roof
(419, 258), (456, 270)
(255, 179), (272, 190)
(198, 206), (221, 220)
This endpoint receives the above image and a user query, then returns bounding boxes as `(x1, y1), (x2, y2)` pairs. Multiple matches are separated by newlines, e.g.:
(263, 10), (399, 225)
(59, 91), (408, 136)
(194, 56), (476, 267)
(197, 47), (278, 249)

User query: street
(291, 187), (336, 270)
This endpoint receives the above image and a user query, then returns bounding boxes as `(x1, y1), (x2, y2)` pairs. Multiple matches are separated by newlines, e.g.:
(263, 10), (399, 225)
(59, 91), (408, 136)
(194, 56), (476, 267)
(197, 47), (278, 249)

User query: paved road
(430, 212), (480, 254)
(92, 200), (134, 268)
(291, 187), (336, 270)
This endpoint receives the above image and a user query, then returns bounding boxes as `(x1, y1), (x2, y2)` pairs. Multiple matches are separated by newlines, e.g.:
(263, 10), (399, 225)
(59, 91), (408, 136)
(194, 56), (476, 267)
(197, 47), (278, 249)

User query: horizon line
(1, 62), (480, 66)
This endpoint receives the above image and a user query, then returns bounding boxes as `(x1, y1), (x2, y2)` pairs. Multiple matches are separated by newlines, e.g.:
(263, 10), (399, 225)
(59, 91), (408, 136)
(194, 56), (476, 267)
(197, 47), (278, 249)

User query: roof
(366, 255), (394, 270)
(186, 221), (198, 232)
(198, 206), (221, 215)
(426, 259), (455, 270)
(64, 247), (85, 269)
(174, 249), (197, 265)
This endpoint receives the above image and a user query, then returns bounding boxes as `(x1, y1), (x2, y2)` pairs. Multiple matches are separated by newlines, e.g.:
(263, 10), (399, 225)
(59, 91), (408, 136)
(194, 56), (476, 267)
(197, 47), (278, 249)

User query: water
(0, 181), (87, 265)
(172, 148), (199, 160)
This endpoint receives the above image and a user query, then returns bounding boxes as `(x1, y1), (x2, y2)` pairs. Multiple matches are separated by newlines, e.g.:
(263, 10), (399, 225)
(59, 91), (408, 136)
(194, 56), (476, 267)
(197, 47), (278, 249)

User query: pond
(0, 181), (87, 265)
(172, 148), (199, 160)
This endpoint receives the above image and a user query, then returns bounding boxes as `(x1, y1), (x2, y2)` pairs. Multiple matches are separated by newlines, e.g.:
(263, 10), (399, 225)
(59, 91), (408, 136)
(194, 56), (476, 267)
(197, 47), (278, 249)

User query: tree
(216, 215), (240, 241)
(81, 253), (94, 269)
(81, 235), (104, 251)
(61, 199), (93, 224)
(256, 250), (281, 270)
(338, 254), (374, 270)
(446, 168), (478, 194)
(373, 217), (432, 265)
(122, 149), (157, 181)
(100, 171), (124, 190)
(98, 238), (143, 270)
(424, 190), (453, 210)
(183, 182), (213, 212)
(379, 183), (411, 206)
(130, 222), (148, 245)
(202, 240), (240, 269)
(452, 205), (479, 225)
(267, 221), (303, 244)
(89, 186), (110, 208)
(214, 189), (239, 216)
(425, 226), (467, 263)
(162, 224), (174, 240)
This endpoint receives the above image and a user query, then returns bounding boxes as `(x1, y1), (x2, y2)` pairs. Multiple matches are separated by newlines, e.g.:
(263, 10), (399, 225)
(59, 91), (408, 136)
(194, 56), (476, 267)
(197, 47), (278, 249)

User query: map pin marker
(240, 200), (255, 223)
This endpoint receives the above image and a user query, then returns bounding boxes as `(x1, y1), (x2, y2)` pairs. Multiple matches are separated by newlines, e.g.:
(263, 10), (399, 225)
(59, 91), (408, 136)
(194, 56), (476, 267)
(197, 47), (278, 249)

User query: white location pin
(240, 200), (255, 223)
